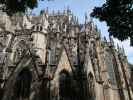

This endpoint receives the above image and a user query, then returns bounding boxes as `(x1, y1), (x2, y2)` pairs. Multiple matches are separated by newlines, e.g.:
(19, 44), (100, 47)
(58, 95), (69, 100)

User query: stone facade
(0, 9), (132, 100)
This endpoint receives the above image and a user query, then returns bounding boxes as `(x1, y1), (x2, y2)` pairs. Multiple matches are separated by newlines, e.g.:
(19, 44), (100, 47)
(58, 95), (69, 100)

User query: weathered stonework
(0, 9), (132, 100)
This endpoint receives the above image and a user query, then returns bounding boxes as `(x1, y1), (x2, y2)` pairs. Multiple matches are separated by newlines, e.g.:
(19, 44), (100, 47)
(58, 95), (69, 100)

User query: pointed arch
(88, 72), (94, 80)
(10, 39), (28, 64)
(12, 39), (28, 53)
(59, 70), (70, 76)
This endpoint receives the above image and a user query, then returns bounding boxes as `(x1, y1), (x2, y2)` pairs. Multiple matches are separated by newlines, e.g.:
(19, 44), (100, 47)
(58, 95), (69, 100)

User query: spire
(89, 17), (94, 30)
(85, 12), (88, 24)
(71, 14), (75, 25)
(40, 10), (44, 15)
(76, 17), (79, 24)
(94, 25), (98, 32)
(109, 35), (114, 46)
(117, 43), (120, 52)
(57, 10), (60, 15)
(90, 16), (93, 23)
(74, 16), (77, 24)
(103, 36), (107, 43)
(98, 29), (101, 39)
(122, 45), (126, 56)
(44, 7), (49, 18)
(46, 7), (49, 14)
(63, 9), (66, 15)
(119, 46), (125, 55)
(67, 6), (71, 15)
(52, 10), (55, 15)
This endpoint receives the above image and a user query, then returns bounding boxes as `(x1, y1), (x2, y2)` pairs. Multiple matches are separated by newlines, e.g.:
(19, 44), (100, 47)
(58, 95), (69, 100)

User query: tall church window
(105, 51), (117, 85)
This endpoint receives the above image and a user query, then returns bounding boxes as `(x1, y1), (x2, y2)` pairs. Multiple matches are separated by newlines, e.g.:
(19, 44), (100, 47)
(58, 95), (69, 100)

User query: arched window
(37, 26), (39, 31)
(40, 26), (43, 31)
(32, 25), (35, 31)
(88, 72), (95, 100)
(59, 70), (72, 100)
(11, 40), (28, 64)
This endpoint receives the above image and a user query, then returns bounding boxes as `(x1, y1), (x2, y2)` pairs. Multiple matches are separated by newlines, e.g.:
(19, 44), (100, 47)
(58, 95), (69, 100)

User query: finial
(44, 7), (49, 18)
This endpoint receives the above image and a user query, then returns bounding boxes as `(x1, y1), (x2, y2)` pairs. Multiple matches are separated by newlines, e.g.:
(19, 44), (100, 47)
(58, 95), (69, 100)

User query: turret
(67, 6), (71, 15)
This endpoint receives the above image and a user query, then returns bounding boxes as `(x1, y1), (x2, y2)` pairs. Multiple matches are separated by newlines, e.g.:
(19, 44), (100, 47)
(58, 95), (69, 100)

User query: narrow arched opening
(13, 67), (32, 100)
(59, 70), (72, 100)
(87, 72), (95, 100)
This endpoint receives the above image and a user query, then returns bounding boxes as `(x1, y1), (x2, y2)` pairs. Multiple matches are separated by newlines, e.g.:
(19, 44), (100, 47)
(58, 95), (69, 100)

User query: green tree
(91, 0), (133, 46)
(0, 0), (38, 15)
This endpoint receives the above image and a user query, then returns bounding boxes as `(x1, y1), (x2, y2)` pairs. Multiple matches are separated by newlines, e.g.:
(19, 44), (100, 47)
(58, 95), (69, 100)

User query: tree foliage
(0, 0), (38, 15)
(91, 0), (133, 46)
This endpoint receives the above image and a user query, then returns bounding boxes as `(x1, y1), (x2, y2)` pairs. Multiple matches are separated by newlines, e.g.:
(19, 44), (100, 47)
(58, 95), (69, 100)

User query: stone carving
(0, 9), (131, 100)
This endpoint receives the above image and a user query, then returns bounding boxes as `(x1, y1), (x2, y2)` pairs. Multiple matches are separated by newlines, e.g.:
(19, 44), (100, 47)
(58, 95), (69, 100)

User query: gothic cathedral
(0, 9), (132, 100)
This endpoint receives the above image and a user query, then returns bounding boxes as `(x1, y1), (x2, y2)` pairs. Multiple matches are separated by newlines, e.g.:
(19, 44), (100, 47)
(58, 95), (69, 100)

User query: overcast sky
(32, 0), (133, 64)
